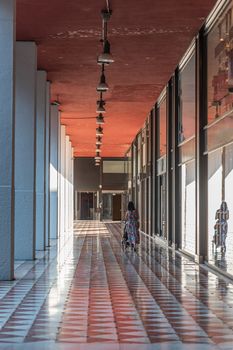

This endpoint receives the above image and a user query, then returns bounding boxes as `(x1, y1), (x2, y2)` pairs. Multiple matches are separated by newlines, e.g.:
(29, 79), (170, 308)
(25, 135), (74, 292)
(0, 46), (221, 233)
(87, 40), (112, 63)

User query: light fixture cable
(94, 0), (113, 162)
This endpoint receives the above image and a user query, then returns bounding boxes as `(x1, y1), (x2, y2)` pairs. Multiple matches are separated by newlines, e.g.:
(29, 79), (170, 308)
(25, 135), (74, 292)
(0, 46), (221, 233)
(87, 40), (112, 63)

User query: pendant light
(94, 3), (114, 162)
(97, 65), (109, 92)
(96, 93), (106, 113)
(96, 136), (102, 145)
(98, 40), (114, 64)
(96, 113), (105, 124)
(96, 101), (106, 113)
(96, 126), (103, 136)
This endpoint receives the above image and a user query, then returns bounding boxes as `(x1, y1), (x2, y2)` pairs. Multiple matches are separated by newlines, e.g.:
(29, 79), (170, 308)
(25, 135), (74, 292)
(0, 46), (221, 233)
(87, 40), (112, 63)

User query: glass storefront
(137, 134), (142, 227)
(132, 143), (137, 205)
(208, 145), (233, 271)
(124, 0), (233, 278)
(207, 2), (233, 273)
(157, 94), (167, 239)
(159, 95), (167, 158)
(178, 52), (196, 255)
(207, 2), (233, 124)
(126, 148), (132, 201)
(181, 160), (196, 254)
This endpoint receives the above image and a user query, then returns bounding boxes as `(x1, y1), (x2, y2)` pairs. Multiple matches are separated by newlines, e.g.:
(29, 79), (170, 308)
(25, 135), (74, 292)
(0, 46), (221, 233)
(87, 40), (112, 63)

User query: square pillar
(15, 41), (37, 260)
(36, 70), (47, 251)
(69, 145), (74, 233)
(196, 30), (208, 262)
(0, 0), (15, 280)
(65, 136), (70, 235)
(45, 82), (51, 246)
(59, 125), (66, 238)
(50, 105), (59, 239)
(57, 120), (61, 239)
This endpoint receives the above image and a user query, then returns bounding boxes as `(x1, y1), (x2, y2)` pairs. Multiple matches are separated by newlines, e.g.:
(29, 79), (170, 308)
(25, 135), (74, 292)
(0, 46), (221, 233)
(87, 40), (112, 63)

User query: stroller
(121, 223), (130, 249)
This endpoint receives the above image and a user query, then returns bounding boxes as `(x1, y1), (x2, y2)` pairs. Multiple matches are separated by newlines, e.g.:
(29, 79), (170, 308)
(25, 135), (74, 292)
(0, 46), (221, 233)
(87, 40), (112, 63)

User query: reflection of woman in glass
(215, 201), (229, 221)
(214, 201), (229, 253)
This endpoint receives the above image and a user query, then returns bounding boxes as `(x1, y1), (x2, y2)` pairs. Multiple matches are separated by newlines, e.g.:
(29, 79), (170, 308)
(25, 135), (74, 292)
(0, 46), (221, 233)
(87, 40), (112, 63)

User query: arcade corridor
(0, 221), (233, 349)
(2, 0), (233, 348)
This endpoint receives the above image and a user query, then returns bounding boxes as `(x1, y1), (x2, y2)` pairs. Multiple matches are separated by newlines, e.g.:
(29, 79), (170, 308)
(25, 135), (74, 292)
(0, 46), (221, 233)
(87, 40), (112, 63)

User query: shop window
(157, 93), (167, 240)
(207, 4), (233, 124)
(103, 160), (125, 173)
(208, 145), (233, 272)
(181, 160), (196, 253)
(158, 96), (167, 158)
(207, 3), (233, 274)
(178, 51), (196, 255)
(178, 53), (196, 143)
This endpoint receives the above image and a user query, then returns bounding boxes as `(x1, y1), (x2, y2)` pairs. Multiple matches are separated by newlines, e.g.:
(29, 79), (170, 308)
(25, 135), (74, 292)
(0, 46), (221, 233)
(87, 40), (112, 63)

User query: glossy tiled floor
(1, 222), (233, 349)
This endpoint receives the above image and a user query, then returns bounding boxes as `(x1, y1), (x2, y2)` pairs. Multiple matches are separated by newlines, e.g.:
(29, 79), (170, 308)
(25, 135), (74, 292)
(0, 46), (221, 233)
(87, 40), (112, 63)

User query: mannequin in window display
(212, 201), (229, 253)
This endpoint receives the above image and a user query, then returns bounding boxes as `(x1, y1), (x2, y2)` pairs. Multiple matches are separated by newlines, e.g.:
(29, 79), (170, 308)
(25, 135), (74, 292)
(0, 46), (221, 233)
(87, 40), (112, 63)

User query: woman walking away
(125, 201), (140, 251)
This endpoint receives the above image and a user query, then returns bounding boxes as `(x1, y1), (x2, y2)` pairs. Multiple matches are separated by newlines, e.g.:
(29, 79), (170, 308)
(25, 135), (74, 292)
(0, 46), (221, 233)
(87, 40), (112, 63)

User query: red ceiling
(16, 0), (217, 157)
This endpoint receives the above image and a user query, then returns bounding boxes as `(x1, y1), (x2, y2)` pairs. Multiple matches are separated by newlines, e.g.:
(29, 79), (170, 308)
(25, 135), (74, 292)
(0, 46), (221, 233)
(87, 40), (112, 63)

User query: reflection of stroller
(121, 224), (130, 249)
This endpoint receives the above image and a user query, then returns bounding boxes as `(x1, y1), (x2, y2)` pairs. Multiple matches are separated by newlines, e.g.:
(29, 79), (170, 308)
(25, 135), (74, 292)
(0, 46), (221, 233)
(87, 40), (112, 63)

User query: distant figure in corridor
(125, 201), (140, 251)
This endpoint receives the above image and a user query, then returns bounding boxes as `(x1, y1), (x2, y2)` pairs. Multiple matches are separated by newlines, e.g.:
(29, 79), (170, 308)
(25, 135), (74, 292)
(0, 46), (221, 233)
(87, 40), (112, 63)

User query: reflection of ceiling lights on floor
(94, 2), (114, 166)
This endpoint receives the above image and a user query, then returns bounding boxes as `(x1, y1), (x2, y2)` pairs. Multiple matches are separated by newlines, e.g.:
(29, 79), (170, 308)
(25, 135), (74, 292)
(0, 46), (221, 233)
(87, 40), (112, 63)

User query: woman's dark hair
(128, 201), (135, 211)
(221, 201), (228, 211)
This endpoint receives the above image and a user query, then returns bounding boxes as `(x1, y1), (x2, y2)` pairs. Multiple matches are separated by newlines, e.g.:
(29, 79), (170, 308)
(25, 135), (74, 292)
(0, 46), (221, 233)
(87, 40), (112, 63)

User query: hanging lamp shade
(95, 156), (101, 161)
(96, 113), (105, 124)
(96, 136), (102, 145)
(97, 72), (109, 92)
(98, 40), (114, 64)
(96, 100), (106, 113)
(96, 126), (103, 136)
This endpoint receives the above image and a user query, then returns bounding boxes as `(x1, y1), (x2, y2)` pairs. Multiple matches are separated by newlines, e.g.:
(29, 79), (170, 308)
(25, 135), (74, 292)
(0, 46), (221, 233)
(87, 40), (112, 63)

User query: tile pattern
(1, 221), (233, 349)
(108, 223), (233, 347)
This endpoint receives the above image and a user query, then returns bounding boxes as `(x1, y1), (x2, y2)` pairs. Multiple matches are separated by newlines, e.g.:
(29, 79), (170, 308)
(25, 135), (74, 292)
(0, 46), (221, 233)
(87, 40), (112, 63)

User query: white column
(59, 125), (66, 239)
(65, 136), (70, 236)
(45, 82), (51, 246)
(57, 120), (61, 239)
(69, 144), (74, 233)
(15, 42), (37, 260)
(50, 105), (59, 239)
(35, 70), (47, 251)
(0, 0), (15, 280)
(68, 142), (72, 232)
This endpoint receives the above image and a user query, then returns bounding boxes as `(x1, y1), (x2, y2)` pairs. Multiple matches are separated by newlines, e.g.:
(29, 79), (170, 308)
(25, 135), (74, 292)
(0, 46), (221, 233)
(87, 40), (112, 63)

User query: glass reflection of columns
(181, 160), (196, 255)
(208, 149), (222, 266)
(224, 144), (233, 271)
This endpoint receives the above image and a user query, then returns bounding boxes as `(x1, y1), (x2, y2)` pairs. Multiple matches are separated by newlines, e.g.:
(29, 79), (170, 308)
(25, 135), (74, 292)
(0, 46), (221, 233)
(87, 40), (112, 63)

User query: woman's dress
(126, 210), (139, 245)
